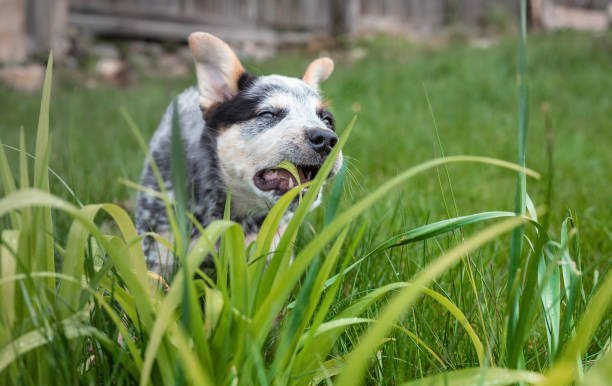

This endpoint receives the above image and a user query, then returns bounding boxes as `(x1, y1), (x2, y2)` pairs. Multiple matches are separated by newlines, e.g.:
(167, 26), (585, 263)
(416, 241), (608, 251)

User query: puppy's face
(189, 33), (342, 215)
(209, 75), (343, 214)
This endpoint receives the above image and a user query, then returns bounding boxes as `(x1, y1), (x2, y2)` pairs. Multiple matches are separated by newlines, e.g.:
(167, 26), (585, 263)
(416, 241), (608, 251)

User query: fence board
(66, 0), (607, 43)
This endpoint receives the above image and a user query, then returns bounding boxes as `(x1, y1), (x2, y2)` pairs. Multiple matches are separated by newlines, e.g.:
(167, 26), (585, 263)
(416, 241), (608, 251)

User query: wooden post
(28, 0), (68, 59)
(408, 0), (444, 36)
(330, 0), (358, 39)
(0, 0), (27, 63)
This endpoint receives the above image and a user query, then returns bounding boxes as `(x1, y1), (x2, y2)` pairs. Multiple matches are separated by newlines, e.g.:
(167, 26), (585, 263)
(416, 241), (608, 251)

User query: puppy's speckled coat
(136, 33), (343, 276)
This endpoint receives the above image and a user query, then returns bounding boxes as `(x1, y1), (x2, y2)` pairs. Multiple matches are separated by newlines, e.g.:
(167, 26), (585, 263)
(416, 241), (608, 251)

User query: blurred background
(0, 1), (610, 261)
(0, 0), (610, 88)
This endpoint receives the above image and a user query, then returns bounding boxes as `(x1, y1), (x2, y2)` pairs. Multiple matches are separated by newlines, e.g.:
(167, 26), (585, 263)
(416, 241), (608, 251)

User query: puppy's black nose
(306, 128), (338, 156)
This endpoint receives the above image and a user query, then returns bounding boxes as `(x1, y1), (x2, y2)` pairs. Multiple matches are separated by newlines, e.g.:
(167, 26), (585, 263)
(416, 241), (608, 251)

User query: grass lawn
(1, 31), (609, 259)
(0, 30), (610, 384)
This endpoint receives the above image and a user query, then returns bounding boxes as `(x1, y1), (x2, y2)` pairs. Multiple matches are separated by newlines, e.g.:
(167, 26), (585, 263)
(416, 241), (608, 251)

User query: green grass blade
(0, 230), (19, 334)
(539, 268), (612, 386)
(59, 205), (101, 317)
(254, 157), (538, 343)
(273, 227), (349, 380)
(225, 224), (249, 364)
(324, 211), (530, 291)
(0, 141), (17, 197)
(276, 160), (302, 186)
(168, 99), (212, 373)
(139, 221), (237, 386)
(558, 217), (581, 352)
(121, 107), (183, 280)
(248, 183), (304, 313)
(292, 224), (366, 376)
(401, 367), (544, 386)
(423, 83), (459, 219)
(417, 286), (485, 366)
(537, 247), (561, 360)
(579, 347), (612, 386)
(255, 117), (357, 310)
(0, 141), (20, 228)
(324, 162), (346, 226)
(225, 214), (250, 315)
(33, 54), (52, 191)
(31, 53), (55, 291)
(170, 99), (189, 258)
(369, 211), (521, 255)
(0, 312), (104, 373)
(335, 216), (526, 386)
(1, 143), (83, 207)
(18, 129), (29, 192)
(0, 190), (156, 325)
(301, 317), (375, 343)
(507, 0), (529, 363)
(1, 271), (144, 371)
(393, 324), (447, 369)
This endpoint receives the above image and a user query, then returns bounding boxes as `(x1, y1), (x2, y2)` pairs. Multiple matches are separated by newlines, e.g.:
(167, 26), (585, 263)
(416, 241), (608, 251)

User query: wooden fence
(2, 0), (609, 63)
(68, 0), (332, 45)
(67, 0), (524, 44)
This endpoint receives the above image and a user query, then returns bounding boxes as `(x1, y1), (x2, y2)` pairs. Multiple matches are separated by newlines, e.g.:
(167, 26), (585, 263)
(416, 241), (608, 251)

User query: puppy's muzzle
(306, 128), (338, 156)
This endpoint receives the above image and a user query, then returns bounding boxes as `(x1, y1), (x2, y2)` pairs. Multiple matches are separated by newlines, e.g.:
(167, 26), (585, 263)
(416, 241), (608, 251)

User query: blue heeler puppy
(136, 32), (343, 277)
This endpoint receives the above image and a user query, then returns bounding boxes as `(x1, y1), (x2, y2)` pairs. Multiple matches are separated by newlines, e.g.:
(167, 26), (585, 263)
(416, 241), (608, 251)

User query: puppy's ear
(189, 32), (245, 109)
(303, 57), (334, 90)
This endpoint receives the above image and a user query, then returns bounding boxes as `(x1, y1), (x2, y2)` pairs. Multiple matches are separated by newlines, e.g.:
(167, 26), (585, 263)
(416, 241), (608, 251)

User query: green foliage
(0, 9), (610, 385)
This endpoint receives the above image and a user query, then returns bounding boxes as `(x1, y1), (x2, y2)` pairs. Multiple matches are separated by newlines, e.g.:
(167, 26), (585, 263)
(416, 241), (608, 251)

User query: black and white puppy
(136, 32), (343, 276)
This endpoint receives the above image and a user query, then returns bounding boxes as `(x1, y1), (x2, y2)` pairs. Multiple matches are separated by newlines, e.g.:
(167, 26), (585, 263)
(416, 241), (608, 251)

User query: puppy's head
(189, 32), (343, 216)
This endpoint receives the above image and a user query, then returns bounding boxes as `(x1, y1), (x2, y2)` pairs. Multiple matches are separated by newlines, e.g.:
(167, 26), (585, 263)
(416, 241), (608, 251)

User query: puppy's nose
(306, 128), (338, 156)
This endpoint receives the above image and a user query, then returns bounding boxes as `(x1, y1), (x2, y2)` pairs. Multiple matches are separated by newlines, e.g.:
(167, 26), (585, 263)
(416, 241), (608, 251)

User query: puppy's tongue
(255, 168), (298, 192)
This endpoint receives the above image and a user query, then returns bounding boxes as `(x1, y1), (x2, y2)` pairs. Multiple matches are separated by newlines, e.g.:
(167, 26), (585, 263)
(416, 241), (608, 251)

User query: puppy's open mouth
(254, 164), (321, 195)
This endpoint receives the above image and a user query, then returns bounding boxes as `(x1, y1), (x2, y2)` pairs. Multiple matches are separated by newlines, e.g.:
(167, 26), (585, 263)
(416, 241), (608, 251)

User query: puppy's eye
(258, 111), (276, 119)
(322, 116), (334, 128)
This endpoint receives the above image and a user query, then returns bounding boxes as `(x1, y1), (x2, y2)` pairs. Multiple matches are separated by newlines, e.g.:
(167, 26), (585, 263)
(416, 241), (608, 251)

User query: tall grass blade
(401, 367), (544, 386)
(0, 191), (155, 321)
(0, 230), (19, 333)
(32, 54), (55, 290)
(293, 224), (367, 375)
(0, 312), (104, 373)
(537, 247), (561, 360)
(507, 0), (529, 364)
(254, 156), (538, 342)
(273, 227), (349, 380)
(324, 163), (347, 225)
(255, 117), (357, 309)
(579, 347), (612, 386)
(170, 99), (189, 258)
(324, 211), (530, 290)
(558, 217), (581, 353)
(139, 221), (237, 386)
(539, 268), (612, 386)
(335, 216), (527, 386)
(0, 140), (19, 227)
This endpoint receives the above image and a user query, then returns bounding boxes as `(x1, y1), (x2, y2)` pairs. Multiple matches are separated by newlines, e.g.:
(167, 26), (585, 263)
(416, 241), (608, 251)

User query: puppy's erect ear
(188, 32), (245, 109)
(302, 57), (334, 90)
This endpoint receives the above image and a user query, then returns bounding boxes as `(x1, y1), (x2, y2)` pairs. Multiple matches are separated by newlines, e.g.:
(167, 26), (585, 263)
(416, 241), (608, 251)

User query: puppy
(135, 32), (343, 277)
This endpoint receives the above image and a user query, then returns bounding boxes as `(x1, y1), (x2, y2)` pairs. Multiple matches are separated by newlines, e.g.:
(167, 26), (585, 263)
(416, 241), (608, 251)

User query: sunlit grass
(0, 3), (610, 384)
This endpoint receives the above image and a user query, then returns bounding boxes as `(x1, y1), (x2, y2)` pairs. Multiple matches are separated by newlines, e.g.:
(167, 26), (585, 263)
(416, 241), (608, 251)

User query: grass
(0, 8), (610, 385)
(0, 32), (609, 259)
